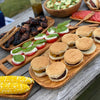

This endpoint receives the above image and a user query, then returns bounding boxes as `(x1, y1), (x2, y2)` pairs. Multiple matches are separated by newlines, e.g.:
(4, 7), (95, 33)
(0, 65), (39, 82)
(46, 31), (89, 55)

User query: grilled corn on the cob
(0, 83), (30, 94)
(0, 76), (34, 84)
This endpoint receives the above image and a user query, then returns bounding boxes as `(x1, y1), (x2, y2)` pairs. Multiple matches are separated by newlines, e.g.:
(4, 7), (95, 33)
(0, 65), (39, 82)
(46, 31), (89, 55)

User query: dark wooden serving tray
(0, 16), (55, 51)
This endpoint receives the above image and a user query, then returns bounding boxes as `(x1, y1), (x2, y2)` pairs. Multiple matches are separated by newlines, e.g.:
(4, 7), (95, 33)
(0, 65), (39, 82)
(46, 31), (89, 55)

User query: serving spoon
(69, 11), (95, 30)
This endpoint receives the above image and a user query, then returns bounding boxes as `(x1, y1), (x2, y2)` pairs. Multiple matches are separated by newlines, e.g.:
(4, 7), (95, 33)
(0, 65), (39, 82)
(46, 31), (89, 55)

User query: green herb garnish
(35, 33), (45, 38)
(22, 41), (32, 48)
(48, 27), (56, 32)
(47, 34), (59, 38)
(23, 46), (36, 52)
(57, 20), (71, 27)
(13, 55), (24, 62)
(56, 26), (68, 33)
(33, 39), (46, 46)
(12, 47), (22, 54)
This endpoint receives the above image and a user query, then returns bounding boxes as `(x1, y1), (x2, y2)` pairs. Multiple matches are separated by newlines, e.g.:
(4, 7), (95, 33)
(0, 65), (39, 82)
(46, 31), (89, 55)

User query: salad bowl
(44, 0), (82, 17)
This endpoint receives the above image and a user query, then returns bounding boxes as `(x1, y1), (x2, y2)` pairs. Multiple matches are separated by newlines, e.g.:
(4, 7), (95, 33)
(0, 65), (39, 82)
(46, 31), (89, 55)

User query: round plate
(29, 66), (71, 89)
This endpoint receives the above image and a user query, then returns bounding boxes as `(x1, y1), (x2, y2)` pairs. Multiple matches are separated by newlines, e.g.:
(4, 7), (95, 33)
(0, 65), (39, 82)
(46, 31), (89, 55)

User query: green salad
(47, 0), (80, 10)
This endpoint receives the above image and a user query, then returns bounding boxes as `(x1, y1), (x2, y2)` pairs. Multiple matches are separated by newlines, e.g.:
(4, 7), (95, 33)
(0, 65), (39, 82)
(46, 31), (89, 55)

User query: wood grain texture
(0, 16), (55, 51)
(70, 16), (100, 24)
(29, 43), (100, 89)
(0, 38), (61, 75)
(0, 84), (33, 100)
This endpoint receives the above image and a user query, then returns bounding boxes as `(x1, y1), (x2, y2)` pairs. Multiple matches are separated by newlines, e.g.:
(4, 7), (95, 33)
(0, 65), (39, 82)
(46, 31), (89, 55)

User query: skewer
(0, 27), (20, 46)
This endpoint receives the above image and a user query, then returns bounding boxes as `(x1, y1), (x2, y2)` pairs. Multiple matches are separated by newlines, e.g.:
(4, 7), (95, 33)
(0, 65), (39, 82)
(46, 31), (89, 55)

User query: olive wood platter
(29, 43), (100, 89)
(0, 83), (33, 99)
(70, 16), (100, 24)
(0, 38), (61, 75)
(0, 16), (55, 51)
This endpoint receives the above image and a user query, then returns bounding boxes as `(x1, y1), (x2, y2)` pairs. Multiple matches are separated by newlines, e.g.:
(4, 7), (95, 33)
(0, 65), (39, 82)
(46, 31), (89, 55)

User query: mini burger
(64, 49), (83, 66)
(23, 45), (38, 56)
(34, 33), (46, 41)
(45, 34), (59, 43)
(93, 28), (100, 43)
(76, 37), (96, 55)
(76, 26), (93, 37)
(46, 62), (68, 82)
(22, 41), (33, 48)
(12, 55), (25, 66)
(49, 42), (68, 60)
(46, 27), (57, 35)
(33, 39), (46, 49)
(31, 56), (50, 77)
(10, 47), (23, 56)
(61, 34), (79, 47)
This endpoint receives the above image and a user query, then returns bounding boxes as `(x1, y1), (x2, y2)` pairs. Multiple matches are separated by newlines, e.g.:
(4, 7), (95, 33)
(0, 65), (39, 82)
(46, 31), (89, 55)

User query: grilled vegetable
(0, 83), (30, 94)
(0, 76), (34, 84)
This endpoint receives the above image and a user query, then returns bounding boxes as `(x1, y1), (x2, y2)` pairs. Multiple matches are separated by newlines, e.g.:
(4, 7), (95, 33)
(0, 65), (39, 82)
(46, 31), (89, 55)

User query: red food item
(12, 60), (25, 66)
(71, 10), (100, 22)
(36, 43), (46, 49)
(46, 38), (58, 43)
(25, 51), (37, 57)
(46, 31), (49, 35)
(58, 32), (69, 36)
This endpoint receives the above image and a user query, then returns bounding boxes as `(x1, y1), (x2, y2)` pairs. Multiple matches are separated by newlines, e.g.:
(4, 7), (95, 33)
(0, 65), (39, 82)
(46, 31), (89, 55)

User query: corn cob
(0, 83), (30, 94)
(0, 76), (34, 84)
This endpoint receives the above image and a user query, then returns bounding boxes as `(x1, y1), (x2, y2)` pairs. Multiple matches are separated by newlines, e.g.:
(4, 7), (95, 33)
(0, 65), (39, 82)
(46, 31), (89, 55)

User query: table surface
(0, 1), (100, 100)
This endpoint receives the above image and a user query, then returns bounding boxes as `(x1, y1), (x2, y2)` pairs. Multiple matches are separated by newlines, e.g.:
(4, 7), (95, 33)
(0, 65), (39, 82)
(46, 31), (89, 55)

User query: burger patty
(65, 60), (81, 66)
(95, 37), (100, 40)
(50, 52), (64, 57)
(33, 69), (46, 73)
(51, 70), (66, 80)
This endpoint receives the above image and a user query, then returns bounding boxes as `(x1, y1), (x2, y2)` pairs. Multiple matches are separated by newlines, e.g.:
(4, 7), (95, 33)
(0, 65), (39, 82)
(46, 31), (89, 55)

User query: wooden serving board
(0, 38), (61, 75)
(0, 16), (55, 51)
(29, 43), (100, 89)
(70, 16), (100, 24)
(0, 83), (33, 99)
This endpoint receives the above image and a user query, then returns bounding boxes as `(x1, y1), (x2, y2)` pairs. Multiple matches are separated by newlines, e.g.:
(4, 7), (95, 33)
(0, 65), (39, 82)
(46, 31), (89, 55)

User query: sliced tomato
(12, 60), (25, 66)
(46, 31), (49, 35)
(58, 32), (69, 36)
(25, 51), (37, 57)
(46, 38), (58, 43)
(36, 43), (46, 49)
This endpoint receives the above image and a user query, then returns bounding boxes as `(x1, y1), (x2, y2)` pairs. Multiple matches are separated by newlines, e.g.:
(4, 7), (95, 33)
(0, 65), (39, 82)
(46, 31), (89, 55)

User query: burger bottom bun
(34, 71), (46, 77)
(81, 43), (96, 55)
(49, 53), (64, 60)
(94, 38), (100, 43)
(49, 69), (68, 82)
(65, 59), (83, 67)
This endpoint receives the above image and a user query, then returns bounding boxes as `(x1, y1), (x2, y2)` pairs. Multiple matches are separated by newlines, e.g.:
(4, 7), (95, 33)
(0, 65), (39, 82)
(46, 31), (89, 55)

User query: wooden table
(0, 1), (100, 100)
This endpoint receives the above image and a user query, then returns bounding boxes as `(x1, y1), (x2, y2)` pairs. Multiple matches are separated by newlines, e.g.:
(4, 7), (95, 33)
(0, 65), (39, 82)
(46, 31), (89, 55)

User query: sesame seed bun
(76, 26), (93, 37)
(76, 37), (93, 50)
(64, 49), (83, 66)
(49, 42), (68, 54)
(31, 56), (49, 77)
(46, 62), (68, 82)
(61, 34), (79, 46)
(49, 42), (68, 60)
(93, 28), (100, 43)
